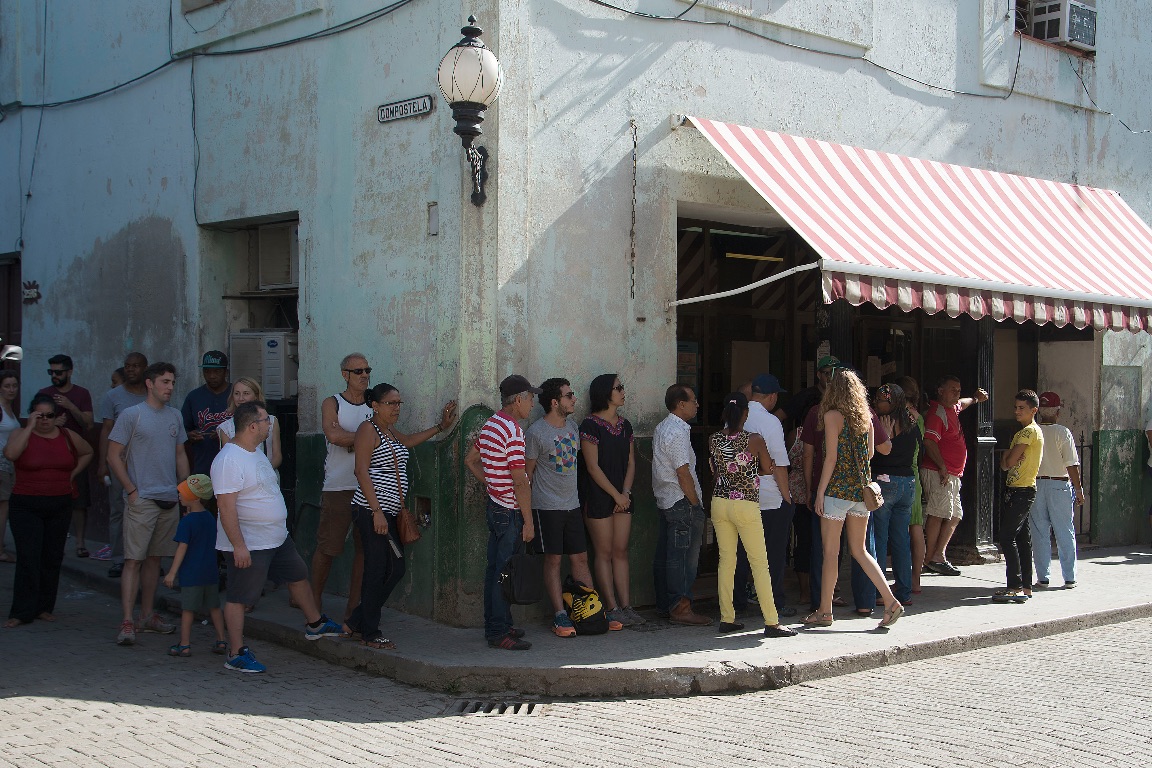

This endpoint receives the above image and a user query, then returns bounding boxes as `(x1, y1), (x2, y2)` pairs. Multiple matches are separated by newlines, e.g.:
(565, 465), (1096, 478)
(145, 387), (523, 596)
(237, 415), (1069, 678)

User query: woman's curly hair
(818, 368), (870, 437)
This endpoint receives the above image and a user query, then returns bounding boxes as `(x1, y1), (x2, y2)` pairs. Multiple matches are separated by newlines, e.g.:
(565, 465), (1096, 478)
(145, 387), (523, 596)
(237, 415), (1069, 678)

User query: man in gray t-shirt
(106, 362), (189, 646)
(524, 378), (595, 637)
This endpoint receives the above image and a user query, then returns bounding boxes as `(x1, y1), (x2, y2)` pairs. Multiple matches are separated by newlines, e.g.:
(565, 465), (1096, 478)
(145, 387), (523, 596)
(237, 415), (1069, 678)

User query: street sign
(378, 95), (434, 123)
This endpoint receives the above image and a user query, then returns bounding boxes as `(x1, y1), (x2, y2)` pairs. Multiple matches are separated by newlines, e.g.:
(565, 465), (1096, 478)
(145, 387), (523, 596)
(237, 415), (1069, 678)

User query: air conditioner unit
(228, 330), (299, 399)
(257, 223), (299, 290)
(1030, 0), (1097, 52)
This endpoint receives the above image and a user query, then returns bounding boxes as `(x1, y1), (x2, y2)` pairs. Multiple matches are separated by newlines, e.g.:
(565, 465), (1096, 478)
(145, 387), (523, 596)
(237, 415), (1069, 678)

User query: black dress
(578, 414), (634, 519)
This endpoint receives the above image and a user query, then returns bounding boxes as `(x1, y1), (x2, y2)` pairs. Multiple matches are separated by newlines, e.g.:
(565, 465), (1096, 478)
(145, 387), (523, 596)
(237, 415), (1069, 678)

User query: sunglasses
(344, 367), (372, 376)
(48, 369), (70, 376)
(612, 384), (625, 392)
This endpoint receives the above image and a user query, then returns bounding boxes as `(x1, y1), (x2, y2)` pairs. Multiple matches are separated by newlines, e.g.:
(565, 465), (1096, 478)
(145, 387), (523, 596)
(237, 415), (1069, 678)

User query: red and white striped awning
(687, 116), (1152, 332)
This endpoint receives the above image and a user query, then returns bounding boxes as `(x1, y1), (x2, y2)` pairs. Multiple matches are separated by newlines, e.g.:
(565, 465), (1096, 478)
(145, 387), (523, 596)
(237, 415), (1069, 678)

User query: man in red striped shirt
(465, 375), (538, 650)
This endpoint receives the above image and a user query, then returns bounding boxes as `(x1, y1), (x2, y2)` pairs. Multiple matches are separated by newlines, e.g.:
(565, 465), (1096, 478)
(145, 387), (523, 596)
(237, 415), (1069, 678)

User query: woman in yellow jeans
(708, 392), (797, 638)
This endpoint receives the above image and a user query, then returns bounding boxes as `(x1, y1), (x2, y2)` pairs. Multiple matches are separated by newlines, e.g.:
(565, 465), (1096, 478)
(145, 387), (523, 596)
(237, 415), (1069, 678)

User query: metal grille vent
(448, 699), (547, 716)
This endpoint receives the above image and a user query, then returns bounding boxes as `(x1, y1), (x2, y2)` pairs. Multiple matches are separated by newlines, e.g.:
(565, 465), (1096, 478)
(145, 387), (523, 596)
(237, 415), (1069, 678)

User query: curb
(62, 559), (1152, 697)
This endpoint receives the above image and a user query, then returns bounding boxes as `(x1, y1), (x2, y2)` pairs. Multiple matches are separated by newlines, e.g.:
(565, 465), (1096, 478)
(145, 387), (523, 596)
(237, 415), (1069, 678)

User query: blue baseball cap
(750, 373), (786, 395)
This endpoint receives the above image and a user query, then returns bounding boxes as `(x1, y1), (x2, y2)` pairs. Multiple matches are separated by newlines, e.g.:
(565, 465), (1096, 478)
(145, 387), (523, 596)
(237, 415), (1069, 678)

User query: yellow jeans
(712, 496), (779, 626)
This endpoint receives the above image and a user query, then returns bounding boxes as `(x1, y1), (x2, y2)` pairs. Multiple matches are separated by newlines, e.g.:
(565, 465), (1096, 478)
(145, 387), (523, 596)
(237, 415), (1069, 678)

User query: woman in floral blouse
(708, 392), (797, 638)
(809, 369), (904, 630)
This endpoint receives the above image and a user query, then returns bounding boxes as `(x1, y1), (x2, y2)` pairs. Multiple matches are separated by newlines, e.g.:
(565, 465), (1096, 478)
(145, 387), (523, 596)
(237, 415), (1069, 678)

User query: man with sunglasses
(310, 352), (372, 620)
(37, 355), (94, 558)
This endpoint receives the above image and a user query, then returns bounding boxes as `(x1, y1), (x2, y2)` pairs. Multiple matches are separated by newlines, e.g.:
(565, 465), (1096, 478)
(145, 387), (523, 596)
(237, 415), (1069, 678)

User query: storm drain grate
(447, 699), (548, 716)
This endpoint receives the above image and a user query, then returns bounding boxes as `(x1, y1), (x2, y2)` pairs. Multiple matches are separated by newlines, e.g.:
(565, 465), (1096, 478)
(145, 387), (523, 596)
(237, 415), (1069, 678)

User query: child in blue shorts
(163, 474), (227, 657)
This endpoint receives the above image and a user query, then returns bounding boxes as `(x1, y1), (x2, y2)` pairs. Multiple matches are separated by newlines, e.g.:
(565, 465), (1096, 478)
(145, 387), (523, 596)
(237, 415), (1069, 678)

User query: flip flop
(362, 636), (396, 650)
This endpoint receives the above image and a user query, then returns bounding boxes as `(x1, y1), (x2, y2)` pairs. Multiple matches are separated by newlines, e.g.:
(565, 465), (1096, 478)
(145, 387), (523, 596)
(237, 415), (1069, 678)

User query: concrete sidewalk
(52, 544), (1152, 697)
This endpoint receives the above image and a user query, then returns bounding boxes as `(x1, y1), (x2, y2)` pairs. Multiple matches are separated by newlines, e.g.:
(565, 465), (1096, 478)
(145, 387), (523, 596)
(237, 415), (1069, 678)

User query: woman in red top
(3, 394), (93, 627)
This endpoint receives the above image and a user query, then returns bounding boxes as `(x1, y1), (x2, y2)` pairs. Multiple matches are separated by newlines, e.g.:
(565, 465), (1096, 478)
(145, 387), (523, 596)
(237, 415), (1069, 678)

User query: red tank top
(13, 431), (76, 496)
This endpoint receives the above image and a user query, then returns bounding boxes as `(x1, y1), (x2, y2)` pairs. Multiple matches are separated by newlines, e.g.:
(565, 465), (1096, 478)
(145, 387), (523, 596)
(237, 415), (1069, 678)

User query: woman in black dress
(580, 373), (639, 628)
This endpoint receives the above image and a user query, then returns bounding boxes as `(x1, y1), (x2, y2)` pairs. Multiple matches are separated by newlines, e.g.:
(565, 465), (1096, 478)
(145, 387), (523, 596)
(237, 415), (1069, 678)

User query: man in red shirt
(921, 375), (988, 576)
(464, 375), (538, 650)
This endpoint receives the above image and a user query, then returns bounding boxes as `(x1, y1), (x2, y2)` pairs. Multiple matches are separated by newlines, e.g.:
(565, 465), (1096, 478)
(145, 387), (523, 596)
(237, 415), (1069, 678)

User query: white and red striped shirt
(476, 411), (526, 509)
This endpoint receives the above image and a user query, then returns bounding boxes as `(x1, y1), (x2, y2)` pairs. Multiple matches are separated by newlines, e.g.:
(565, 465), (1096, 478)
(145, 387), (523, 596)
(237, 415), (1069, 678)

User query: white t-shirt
(1037, 422), (1079, 478)
(744, 400), (790, 509)
(218, 414), (277, 457)
(211, 442), (288, 552)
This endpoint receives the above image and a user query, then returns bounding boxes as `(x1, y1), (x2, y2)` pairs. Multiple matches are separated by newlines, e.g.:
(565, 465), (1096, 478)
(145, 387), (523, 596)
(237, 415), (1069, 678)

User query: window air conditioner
(257, 223), (299, 290)
(1030, 0), (1097, 52)
(228, 330), (299, 399)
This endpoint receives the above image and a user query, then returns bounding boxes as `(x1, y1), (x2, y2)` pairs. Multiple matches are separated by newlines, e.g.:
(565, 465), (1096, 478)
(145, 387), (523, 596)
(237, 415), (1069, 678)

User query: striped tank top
(351, 421), (409, 516)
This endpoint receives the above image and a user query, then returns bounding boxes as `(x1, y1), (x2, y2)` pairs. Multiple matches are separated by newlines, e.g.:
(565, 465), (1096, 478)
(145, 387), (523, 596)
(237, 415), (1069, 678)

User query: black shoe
(108, 563), (123, 578)
(488, 632), (531, 650)
(764, 624), (798, 638)
(777, 605), (798, 618)
(718, 622), (745, 634)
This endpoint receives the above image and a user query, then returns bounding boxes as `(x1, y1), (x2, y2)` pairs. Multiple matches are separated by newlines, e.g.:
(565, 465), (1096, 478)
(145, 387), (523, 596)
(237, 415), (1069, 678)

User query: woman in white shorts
(807, 368), (903, 630)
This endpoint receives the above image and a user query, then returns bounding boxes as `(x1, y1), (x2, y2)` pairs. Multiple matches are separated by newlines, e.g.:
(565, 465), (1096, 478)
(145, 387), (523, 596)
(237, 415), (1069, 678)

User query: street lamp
(437, 16), (503, 206)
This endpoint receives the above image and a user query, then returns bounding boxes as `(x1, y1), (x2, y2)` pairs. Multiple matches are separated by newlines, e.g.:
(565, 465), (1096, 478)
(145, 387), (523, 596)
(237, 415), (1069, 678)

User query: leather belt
(1037, 475), (1069, 481)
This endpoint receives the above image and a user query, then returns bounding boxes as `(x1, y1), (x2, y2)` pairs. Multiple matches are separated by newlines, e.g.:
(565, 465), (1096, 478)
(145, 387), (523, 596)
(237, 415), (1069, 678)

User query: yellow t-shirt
(1007, 421), (1044, 488)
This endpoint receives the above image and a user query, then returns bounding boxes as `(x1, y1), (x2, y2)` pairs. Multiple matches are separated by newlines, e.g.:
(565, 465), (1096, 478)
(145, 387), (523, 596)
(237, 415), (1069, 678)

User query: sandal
(992, 589), (1028, 604)
(878, 603), (904, 628)
(212, 640), (228, 655)
(168, 644), (192, 657)
(831, 595), (847, 607)
(76, 547), (90, 558)
(362, 636), (396, 650)
(802, 611), (834, 627)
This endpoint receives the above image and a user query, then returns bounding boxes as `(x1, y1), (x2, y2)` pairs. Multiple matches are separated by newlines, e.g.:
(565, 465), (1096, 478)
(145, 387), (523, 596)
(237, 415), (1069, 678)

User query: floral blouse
(826, 426), (869, 502)
(708, 430), (761, 501)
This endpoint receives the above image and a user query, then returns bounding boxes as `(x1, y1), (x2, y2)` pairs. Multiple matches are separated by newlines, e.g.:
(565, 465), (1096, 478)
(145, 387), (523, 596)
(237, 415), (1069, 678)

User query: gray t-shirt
(525, 416), (581, 511)
(108, 402), (188, 502)
(100, 386), (146, 423)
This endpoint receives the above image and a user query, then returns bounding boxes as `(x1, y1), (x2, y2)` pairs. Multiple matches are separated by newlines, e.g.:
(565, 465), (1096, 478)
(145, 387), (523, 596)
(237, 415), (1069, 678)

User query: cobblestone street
(2, 576), (1150, 767)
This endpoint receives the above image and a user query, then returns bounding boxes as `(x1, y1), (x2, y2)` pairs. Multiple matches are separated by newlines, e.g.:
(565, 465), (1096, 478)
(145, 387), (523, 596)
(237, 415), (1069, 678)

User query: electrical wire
(586, 0), (1022, 100)
(1066, 55), (1150, 134)
(0, 0), (418, 112)
(15, 0), (48, 250)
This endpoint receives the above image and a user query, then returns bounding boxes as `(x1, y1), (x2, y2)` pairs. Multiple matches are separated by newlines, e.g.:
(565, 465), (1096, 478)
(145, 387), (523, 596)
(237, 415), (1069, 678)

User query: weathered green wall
(1091, 430), (1151, 545)
(293, 406), (660, 628)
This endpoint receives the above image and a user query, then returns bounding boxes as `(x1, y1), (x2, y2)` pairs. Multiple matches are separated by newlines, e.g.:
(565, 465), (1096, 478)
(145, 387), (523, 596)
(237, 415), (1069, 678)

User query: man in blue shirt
(181, 351), (231, 476)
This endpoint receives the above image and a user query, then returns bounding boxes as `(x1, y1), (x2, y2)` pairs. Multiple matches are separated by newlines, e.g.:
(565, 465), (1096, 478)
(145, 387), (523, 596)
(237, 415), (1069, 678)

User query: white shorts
(821, 495), (869, 521)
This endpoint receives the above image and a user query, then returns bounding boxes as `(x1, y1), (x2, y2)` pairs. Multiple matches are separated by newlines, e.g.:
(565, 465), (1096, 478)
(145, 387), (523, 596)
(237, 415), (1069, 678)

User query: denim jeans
(1028, 478), (1077, 583)
(483, 500), (523, 641)
(346, 505), (406, 641)
(810, 506), (877, 611)
(873, 476), (914, 603)
(734, 502), (795, 611)
(8, 494), (72, 623)
(1000, 486), (1037, 590)
(653, 498), (705, 613)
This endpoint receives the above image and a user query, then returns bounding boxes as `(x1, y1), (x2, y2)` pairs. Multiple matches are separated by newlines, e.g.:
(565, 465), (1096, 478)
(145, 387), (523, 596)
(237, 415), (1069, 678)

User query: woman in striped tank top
(344, 383), (456, 649)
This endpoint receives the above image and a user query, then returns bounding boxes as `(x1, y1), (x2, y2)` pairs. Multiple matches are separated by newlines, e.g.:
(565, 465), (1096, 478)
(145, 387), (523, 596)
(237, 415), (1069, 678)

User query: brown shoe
(668, 597), (714, 626)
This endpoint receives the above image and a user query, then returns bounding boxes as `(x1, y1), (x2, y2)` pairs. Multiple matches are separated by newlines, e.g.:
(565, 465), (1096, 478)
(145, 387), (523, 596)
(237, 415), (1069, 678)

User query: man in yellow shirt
(994, 390), (1044, 604)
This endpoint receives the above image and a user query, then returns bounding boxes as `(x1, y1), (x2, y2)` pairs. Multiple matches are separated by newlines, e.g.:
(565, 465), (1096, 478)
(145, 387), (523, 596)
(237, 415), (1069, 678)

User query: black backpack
(563, 575), (609, 635)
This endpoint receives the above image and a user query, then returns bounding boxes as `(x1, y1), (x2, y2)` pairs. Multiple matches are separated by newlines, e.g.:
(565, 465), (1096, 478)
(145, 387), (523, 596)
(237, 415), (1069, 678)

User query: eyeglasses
(382, 400), (403, 407)
(344, 367), (372, 375)
(612, 384), (625, 392)
(561, 393), (576, 400)
(48, 369), (70, 376)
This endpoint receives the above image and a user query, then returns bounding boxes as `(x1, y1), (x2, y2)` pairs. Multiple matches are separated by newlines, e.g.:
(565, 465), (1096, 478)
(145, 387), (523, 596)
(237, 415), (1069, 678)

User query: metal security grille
(447, 700), (547, 716)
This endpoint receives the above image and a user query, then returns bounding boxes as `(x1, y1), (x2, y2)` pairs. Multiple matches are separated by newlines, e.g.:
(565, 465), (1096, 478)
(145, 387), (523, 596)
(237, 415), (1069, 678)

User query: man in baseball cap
(1028, 391), (1083, 589)
(499, 374), (542, 400)
(181, 351), (232, 476)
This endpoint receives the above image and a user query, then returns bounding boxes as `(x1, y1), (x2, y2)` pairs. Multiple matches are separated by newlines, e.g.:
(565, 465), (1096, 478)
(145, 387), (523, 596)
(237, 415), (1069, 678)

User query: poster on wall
(677, 341), (699, 391)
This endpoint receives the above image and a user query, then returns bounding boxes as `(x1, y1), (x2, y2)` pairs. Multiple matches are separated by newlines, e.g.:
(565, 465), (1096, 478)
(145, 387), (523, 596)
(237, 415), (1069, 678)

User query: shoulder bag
(385, 434), (422, 545)
(854, 423), (884, 511)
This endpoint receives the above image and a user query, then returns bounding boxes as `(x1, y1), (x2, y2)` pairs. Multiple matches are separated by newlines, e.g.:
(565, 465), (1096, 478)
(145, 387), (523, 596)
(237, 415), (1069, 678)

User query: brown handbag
(386, 435), (421, 545)
(862, 481), (885, 511)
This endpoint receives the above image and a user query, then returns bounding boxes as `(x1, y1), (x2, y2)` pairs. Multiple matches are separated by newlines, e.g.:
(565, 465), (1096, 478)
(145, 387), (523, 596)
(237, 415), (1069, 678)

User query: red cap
(1038, 391), (1061, 408)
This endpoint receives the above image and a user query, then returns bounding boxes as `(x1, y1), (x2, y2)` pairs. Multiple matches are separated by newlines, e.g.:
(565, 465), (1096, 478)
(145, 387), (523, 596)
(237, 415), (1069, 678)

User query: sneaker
(92, 545), (112, 561)
(138, 613), (176, 634)
(488, 632), (531, 650)
(1033, 580), (1050, 590)
(606, 609), (630, 628)
(224, 646), (267, 673)
(116, 620), (136, 645)
(622, 606), (646, 625)
(1063, 580), (1077, 589)
(929, 560), (962, 576)
(305, 614), (343, 640)
(552, 612), (577, 638)
(108, 562), (123, 578)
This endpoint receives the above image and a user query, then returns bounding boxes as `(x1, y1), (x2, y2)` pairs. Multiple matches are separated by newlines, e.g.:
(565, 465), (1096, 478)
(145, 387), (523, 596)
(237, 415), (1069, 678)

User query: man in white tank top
(309, 353), (372, 619)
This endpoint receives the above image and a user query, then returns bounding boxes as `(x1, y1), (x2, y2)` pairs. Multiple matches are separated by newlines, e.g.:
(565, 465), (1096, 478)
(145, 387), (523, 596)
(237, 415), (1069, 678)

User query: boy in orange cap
(163, 474), (226, 656)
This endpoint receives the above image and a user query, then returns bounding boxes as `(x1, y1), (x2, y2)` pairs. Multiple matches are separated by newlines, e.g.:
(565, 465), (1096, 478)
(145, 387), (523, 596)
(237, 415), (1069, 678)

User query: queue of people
(0, 348), (1089, 668)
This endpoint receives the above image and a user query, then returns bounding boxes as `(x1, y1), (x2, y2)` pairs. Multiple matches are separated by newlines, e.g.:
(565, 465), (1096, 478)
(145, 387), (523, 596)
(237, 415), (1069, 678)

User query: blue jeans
(483, 500), (523, 641)
(810, 507), (877, 611)
(1028, 478), (1077, 583)
(872, 476), (914, 603)
(653, 498), (705, 613)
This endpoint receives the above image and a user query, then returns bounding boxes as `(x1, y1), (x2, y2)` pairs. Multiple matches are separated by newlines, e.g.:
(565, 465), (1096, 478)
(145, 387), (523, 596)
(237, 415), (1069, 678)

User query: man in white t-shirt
(212, 401), (342, 673)
(735, 374), (794, 617)
(1028, 392), (1084, 589)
